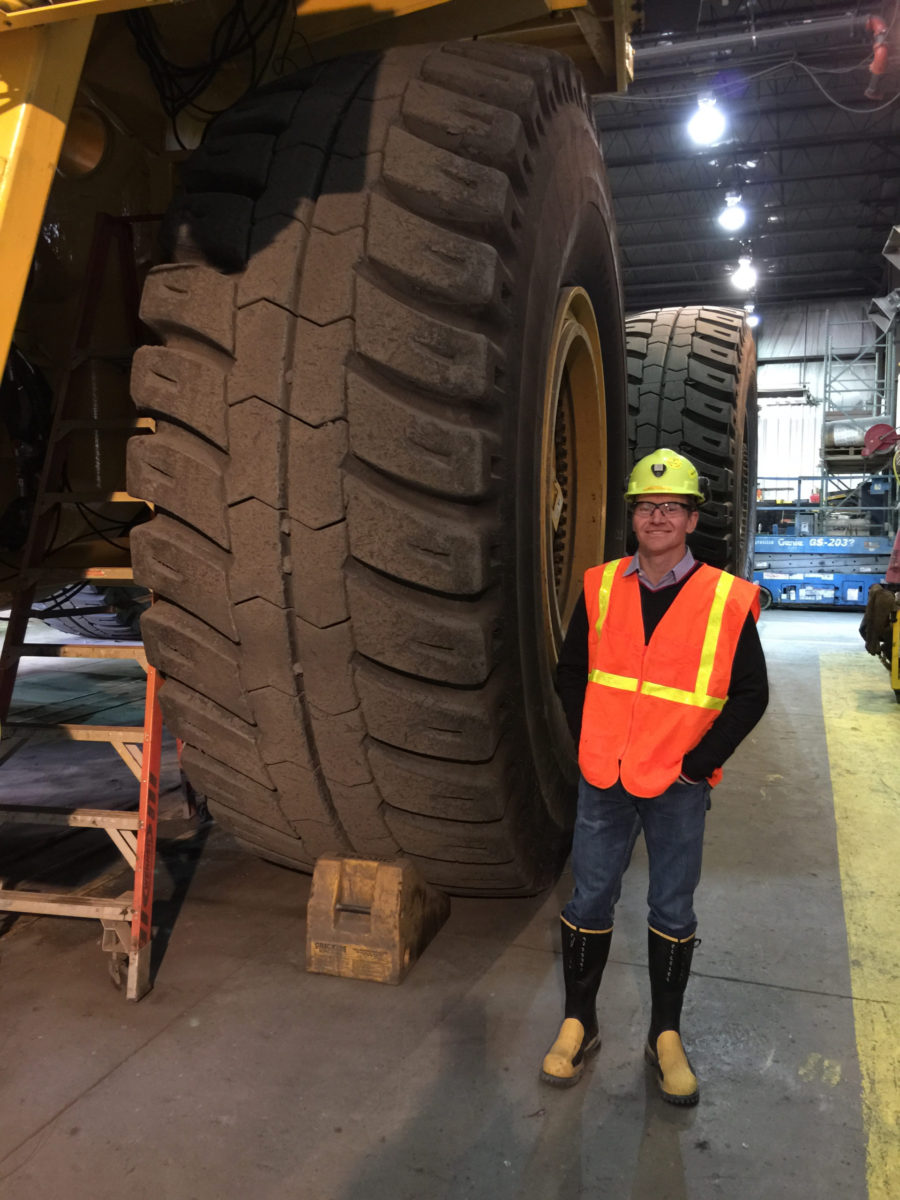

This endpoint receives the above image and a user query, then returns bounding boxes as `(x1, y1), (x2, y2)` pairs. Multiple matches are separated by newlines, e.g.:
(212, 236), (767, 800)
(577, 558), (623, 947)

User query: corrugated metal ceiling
(594, 1), (900, 312)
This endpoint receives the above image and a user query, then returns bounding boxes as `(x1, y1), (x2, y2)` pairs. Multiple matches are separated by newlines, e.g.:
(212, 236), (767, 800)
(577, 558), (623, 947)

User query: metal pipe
(885, 325), (897, 429)
(633, 14), (864, 66)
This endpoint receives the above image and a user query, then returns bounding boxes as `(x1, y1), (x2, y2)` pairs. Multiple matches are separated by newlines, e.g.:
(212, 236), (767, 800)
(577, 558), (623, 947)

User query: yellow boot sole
(540, 1018), (600, 1088)
(645, 1030), (699, 1106)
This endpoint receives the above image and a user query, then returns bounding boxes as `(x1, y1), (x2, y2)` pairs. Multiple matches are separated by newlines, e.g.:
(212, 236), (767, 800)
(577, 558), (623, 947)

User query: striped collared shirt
(624, 548), (696, 592)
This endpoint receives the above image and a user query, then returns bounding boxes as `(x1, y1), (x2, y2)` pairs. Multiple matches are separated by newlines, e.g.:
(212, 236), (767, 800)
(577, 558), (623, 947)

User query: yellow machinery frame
(0, 0), (629, 374)
(0, 21), (95, 376)
(0, 0), (457, 373)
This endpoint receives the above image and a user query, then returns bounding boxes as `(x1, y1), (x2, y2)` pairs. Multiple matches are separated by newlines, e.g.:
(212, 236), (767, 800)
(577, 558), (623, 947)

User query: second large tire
(625, 306), (757, 575)
(128, 42), (627, 893)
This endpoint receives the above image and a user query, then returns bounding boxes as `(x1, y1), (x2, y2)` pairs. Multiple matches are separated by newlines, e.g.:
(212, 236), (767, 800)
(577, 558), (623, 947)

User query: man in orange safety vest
(541, 448), (768, 1105)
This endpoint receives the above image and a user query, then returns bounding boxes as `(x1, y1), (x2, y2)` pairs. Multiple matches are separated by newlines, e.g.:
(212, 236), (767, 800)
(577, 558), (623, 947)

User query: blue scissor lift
(752, 474), (897, 609)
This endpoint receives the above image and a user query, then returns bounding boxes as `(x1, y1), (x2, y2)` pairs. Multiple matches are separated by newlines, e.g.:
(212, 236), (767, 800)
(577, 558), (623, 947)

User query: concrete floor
(0, 610), (897, 1200)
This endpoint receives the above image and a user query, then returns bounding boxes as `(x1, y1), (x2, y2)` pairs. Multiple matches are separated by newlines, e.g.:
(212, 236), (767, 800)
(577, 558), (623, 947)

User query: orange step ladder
(0, 639), (163, 1000)
(0, 210), (167, 998)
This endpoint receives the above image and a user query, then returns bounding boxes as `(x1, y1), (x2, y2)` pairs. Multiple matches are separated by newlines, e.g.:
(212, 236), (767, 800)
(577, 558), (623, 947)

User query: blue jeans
(562, 774), (711, 940)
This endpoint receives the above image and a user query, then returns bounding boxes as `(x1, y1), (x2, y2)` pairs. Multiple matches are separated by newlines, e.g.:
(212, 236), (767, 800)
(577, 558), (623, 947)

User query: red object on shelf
(861, 423), (900, 458)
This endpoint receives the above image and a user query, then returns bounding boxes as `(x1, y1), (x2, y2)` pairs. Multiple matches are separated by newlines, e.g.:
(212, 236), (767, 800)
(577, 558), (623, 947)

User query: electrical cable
(271, 26), (316, 76)
(72, 508), (134, 553)
(44, 523), (129, 559)
(804, 57), (873, 75)
(599, 52), (899, 113)
(60, 465), (139, 535)
(67, 500), (138, 554)
(32, 466), (137, 567)
(597, 57), (794, 103)
(126, 0), (292, 146)
(790, 56), (900, 113)
(70, 497), (141, 539)
(259, 0), (298, 80)
(42, 501), (62, 566)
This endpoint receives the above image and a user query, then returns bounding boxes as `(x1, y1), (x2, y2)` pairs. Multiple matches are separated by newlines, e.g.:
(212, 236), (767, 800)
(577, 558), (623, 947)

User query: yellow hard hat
(624, 448), (705, 502)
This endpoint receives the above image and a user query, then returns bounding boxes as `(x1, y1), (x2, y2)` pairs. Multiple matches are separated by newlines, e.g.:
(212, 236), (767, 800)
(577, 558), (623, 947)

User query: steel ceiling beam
(622, 248), (874, 277)
(614, 196), (897, 228)
(626, 274), (876, 304)
(602, 125), (900, 170)
(606, 136), (900, 179)
(632, 12), (863, 65)
(608, 166), (900, 202)
(626, 260), (883, 284)
(594, 81), (890, 137)
(618, 219), (887, 246)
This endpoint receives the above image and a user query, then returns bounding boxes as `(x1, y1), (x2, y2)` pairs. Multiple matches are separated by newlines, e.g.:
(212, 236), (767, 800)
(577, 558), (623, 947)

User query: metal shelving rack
(752, 313), (899, 609)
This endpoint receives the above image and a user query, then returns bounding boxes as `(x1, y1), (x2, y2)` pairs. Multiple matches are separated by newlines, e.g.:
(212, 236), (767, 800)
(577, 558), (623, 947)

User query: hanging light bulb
(731, 257), (757, 291)
(743, 302), (760, 328)
(718, 191), (746, 232)
(687, 95), (726, 145)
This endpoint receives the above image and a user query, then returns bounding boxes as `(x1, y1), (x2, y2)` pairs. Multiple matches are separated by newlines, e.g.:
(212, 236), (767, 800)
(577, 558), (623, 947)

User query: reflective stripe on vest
(587, 565), (734, 712)
(587, 559), (639, 692)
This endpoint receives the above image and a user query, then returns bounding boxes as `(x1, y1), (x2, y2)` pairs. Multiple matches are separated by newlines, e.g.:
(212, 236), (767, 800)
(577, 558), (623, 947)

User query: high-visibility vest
(579, 558), (760, 797)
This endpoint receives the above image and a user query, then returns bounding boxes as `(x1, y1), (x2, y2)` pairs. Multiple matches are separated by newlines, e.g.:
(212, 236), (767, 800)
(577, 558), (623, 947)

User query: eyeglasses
(632, 501), (692, 517)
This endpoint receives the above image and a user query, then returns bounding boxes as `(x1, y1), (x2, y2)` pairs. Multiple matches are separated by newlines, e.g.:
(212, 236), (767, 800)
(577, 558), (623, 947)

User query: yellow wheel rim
(539, 286), (608, 663)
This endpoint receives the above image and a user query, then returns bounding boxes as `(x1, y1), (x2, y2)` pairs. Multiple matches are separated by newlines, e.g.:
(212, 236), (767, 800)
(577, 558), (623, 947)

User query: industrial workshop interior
(1, 1), (899, 1197)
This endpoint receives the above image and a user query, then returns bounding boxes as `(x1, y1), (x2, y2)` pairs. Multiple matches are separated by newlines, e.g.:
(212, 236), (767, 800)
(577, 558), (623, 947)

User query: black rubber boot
(644, 926), (699, 1105)
(540, 918), (612, 1087)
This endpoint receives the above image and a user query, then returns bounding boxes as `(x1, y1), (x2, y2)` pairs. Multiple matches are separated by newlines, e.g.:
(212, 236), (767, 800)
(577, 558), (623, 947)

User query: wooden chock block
(306, 856), (451, 985)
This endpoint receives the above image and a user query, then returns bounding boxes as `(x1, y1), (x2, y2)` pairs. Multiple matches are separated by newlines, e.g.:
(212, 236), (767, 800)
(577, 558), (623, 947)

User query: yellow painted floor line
(820, 652), (900, 1200)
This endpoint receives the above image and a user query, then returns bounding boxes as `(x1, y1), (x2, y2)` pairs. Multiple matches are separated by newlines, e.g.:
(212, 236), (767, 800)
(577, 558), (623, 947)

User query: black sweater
(555, 566), (769, 782)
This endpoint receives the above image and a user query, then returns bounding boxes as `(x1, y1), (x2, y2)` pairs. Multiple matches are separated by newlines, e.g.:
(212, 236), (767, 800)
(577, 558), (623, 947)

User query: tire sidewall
(511, 105), (627, 828)
(736, 334), (759, 579)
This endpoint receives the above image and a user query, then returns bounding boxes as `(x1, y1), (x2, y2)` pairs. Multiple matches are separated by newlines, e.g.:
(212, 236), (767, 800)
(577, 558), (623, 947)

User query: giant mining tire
(127, 42), (628, 894)
(625, 307), (757, 575)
